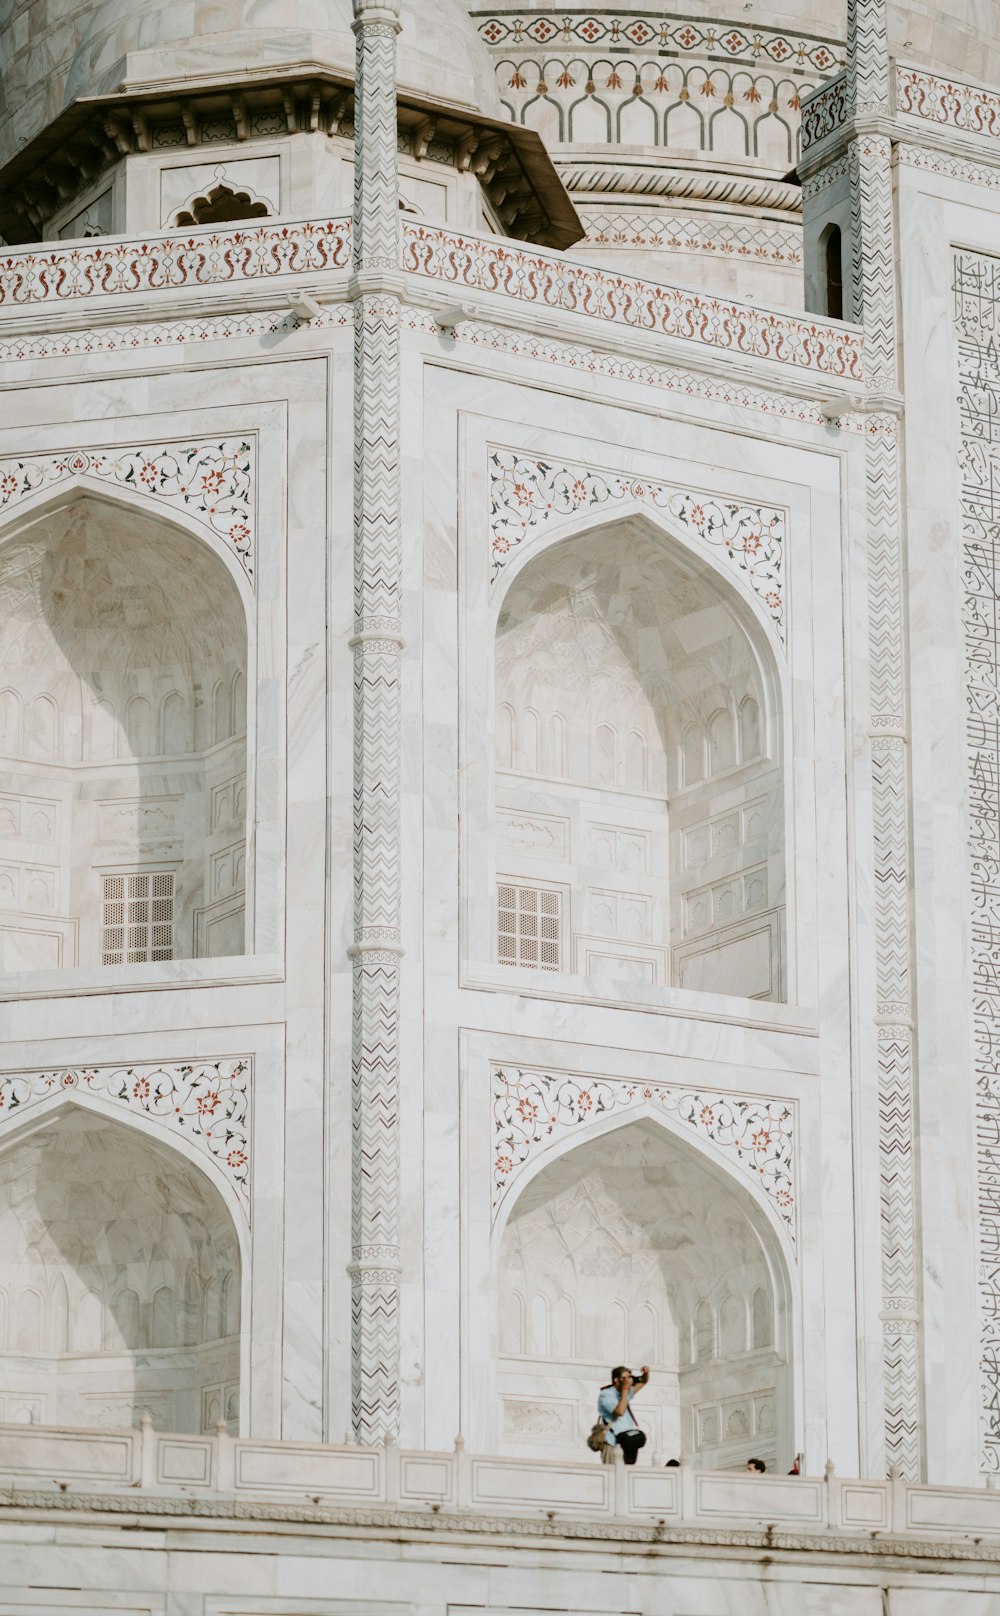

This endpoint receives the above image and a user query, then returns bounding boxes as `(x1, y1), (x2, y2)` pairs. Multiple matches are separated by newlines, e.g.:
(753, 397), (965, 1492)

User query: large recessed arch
(490, 492), (786, 664)
(492, 1114), (796, 1468)
(490, 511), (787, 1000)
(0, 1104), (243, 1433)
(0, 484), (250, 973)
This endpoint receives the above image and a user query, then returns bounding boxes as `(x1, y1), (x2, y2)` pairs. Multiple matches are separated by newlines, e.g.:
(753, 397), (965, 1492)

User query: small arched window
(821, 223), (844, 321)
(175, 185), (269, 228)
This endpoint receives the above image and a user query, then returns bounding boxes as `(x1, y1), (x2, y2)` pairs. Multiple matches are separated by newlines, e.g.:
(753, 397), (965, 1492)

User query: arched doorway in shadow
(496, 1118), (793, 1468)
(0, 1107), (242, 1432)
(493, 517), (785, 999)
(0, 489), (248, 972)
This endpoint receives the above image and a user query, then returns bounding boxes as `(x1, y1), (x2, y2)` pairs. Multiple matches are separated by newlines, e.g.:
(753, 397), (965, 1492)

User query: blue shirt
(597, 1384), (637, 1444)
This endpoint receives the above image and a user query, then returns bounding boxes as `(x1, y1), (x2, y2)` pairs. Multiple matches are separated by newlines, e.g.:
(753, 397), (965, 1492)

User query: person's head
(746, 1457), (766, 1474)
(611, 1365), (631, 1386)
(664, 1458), (680, 1467)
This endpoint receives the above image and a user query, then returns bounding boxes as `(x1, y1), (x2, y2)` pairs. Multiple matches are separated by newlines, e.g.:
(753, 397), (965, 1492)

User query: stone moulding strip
(488, 446), (785, 637)
(0, 1057), (252, 1209)
(491, 1063), (796, 1243)
(402, 221), (864, 377)
(897, 143), (1000, 192)
(0, 218), (352, 309)
(0, 439), (257, 583)
(2, 1489), (997, 1562)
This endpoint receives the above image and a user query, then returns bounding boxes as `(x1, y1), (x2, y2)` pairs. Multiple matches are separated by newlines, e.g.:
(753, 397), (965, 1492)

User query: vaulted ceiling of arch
(500, 1119), (774, 1315)
(0, 497), (244, 691)
(0, 1108), (238, 1282)
(495, 523), (763, 747)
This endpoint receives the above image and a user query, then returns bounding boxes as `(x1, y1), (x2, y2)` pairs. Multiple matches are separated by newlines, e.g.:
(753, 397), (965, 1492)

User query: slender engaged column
(847, 0), (922, 1479)
(349, 0), (404, 1444)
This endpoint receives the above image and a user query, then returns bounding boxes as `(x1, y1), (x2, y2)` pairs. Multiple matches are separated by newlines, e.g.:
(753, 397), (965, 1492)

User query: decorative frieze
(0, 218), (351, 310)
(800, 74), (849, 151)
(0, 440), (256, 582)
(403, 221), (864, 378)
(492, 1064), (796, 1240)
(488, 448), (785, 637)
(953, 248), (1000, 1474)
(579, 210), (802, 267)
(0, 1058), (251, 1208)
(474, 10), (843, 73)
(897, 65), (1000, 143)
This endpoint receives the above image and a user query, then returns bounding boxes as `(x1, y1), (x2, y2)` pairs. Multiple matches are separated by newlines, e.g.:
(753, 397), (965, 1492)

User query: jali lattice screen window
(497, 881), (561, 970)
(102, 871), (175, 964)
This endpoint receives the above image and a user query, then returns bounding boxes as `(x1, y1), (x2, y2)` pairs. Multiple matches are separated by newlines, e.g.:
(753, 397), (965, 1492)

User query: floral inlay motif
(492, 1064), (796, 1242)
(489, 448), (785, 638)
(897, 65), (1000, 142)
(409, 221), (864, 379)
(0, 1058), (252, 1208)
(0, 218), (351, 309)
(0, 441), (256, 583)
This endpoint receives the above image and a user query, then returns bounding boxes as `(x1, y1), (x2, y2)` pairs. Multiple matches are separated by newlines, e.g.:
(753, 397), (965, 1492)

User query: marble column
(847, 0), (922, 1479)
(348, 0), (404, 1444)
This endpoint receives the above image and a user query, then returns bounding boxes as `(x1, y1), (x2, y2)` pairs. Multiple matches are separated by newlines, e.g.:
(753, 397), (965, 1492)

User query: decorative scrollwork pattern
(489, 447), (785, 637)
(492, 1064), (795, 1241)
(0, 1058), (251, 1208)
(0, 440), (256, 582)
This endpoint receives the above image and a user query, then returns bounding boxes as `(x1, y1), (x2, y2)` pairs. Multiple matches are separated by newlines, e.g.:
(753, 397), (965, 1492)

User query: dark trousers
(616, 1429), (646, 1466)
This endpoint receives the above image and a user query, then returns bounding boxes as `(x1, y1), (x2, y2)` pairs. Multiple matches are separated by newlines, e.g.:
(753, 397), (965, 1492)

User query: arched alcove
(493, 519), (786, 999)
(0, 491), (248, 972)
(496, 1119), (792, 1466)
(0, 1107), (242, 1431)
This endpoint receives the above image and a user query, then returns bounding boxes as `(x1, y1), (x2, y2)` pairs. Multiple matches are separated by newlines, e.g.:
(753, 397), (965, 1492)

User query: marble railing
(2, 1420), (1000, 1541)
(0, 216), (865, 380)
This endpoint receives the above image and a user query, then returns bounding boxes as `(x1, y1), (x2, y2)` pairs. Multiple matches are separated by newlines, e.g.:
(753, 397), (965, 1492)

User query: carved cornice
(561, 162), (802, 215)
(2, 1487), (1000, 1563)
(0, 71), (581, 250)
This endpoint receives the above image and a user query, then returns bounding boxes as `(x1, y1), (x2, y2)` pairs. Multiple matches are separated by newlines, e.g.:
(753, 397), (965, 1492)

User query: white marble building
(2, 0), (1000, 1607)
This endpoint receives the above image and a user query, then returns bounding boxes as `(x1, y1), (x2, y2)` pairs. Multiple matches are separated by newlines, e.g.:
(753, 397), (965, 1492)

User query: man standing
(597, 1366), (649, 1465)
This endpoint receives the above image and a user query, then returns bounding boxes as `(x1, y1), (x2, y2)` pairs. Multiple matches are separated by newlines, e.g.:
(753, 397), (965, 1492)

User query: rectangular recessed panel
(0, 1428), (135, 1480)
(696, 1472), (824, 1522)
(158, 1439), (212, 1485)
(234, 1443), (381, 1496)
(471, 1458), (610, 1510)
(907, 1487), (1000, 1533)
(839, 1482), (889, 1527)
(401, 1457), (453, 1500)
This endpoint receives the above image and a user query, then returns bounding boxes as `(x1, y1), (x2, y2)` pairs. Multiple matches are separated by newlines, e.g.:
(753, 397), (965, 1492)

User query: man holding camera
(597, 1365), (649, 1465)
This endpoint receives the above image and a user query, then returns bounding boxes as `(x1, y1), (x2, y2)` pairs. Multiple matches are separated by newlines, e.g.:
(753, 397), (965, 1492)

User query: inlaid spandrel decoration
(0, 1057), (251, 1208)
(488, 448), (785, 640)
(492, 1063), (795, 1243)
(0, 439), (256, 583)
(954, 247), (1000, 1471)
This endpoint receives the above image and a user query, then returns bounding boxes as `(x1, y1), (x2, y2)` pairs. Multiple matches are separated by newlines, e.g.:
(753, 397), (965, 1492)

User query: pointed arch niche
(0, 1106), (242, 1432)
(492, 516), (785, 999)
(495, 1118), (793, 1467)
(0, 489), (249, 972)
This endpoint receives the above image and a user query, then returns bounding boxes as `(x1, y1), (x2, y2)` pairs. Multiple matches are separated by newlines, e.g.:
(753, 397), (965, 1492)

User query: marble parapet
(0, 214), (865, 380)
(4, 1421), (1000, 1549)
